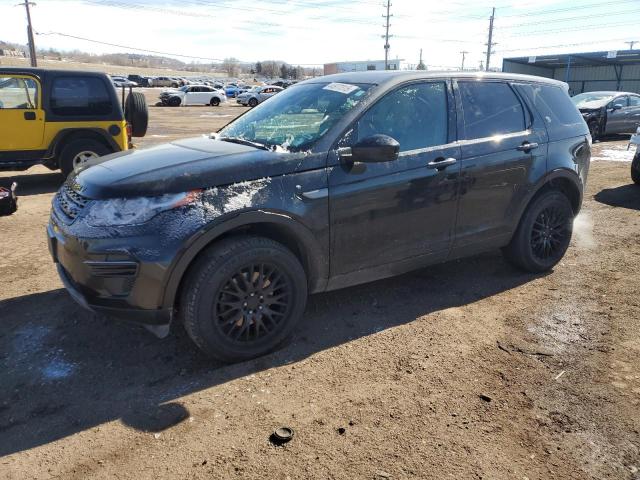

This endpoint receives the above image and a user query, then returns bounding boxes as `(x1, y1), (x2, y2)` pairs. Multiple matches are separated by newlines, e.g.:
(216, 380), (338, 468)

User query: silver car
(236, 85), (283, 107)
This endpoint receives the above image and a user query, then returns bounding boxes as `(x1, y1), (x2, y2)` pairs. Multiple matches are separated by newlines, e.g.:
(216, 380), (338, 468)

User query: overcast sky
(0, 0), (638, 69)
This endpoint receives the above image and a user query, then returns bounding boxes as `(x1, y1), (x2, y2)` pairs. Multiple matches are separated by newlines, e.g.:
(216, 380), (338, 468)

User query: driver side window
(356, 82), (448, 152)
(0, 76), (38, 109)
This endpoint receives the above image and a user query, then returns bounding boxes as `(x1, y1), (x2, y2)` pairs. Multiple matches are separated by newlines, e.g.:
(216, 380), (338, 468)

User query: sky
(0, 0), (638, 70)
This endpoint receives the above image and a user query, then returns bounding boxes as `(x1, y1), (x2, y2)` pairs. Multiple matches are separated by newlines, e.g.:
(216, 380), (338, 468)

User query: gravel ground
(1, 99), (639, 479)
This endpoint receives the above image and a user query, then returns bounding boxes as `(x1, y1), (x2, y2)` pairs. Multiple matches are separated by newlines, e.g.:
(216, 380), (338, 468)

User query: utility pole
(460, 50), (468, 71)
(625, 40), (638, 50)
(484, 7), (496, 72)
(20, 0), (37, 67)
(382, 0), (392, 70)
(417, 48), (426, 70)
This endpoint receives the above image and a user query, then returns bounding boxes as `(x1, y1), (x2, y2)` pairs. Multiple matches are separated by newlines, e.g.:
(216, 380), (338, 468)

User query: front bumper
(47, 219), (173, 332)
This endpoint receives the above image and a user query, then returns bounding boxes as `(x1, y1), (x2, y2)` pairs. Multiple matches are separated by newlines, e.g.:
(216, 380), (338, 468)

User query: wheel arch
(510, 168), (583, 236)
(47, 128), (120, 164)
(161, 210), (328, 313)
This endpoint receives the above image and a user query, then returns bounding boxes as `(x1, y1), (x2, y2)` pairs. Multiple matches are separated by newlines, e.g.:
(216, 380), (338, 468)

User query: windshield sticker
(323, 82), (359, 94)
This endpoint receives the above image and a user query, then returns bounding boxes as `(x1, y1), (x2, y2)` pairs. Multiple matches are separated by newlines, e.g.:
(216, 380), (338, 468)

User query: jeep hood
(73, 137), (323, 199)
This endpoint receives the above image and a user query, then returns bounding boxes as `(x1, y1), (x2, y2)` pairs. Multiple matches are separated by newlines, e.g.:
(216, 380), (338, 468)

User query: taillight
(126, 123), (132, 140)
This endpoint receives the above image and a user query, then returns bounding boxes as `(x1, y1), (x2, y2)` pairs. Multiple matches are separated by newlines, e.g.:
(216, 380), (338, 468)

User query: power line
(495, 37), (640, 54)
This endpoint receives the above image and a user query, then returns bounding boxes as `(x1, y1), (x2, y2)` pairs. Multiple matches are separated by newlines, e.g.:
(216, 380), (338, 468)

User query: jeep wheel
(210, 97), (220, 107)
(59, 139), (111, 177)
(632, 152), (640, 185)
(248, 97), (258, 108)
(181, 236), (307, 362)
(125, 91), (149, 137)
(502, 190), (574, 272)
(168, 96), (181, 107)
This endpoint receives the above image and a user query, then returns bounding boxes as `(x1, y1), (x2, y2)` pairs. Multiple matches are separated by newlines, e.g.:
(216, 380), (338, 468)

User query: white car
(111, 76), (138, 88)
(236, 85), (283, 107)
(159, 85), (227, 107)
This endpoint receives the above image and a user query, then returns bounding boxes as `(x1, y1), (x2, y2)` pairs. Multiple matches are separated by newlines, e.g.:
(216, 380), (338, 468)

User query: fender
(509, 167), (583, 233)
(160, 209), (329, 311)
(46, 128), (121, 159)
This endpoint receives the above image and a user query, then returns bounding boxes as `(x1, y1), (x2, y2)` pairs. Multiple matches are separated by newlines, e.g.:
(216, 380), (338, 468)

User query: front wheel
(181, 236), (308, 362)
(588, 121), (600, 141)
(248, 97), (258, 108)
(631, 151), (640, 185)
(502, 190), (574, 272)
(210, 97), (220, 107)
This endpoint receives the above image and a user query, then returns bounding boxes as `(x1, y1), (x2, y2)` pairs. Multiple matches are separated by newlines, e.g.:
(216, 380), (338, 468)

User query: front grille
(84, 261), (138, 277)
(55, 182), (89, 222)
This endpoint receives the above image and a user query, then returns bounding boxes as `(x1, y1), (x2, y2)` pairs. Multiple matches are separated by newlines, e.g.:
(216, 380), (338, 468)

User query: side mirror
(611, 103), (624, 110)
(342, 134), (400, 163)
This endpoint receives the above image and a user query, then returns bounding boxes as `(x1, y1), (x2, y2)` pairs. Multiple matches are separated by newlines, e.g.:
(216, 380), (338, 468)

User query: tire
(125, 91), (149, 137)
(210, 97), (220, 107)
(59, 138), (111, 177)
(181, 236), (308, 363)
(588, 121), (600, 141)
(632, 152), (640, 185)
(248, 97), (258, 108)
(168, 96), (181, 107)
(502, 190), (574, 273)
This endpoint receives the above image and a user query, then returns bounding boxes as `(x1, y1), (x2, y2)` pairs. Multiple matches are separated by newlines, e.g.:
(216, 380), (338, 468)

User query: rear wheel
(59, 138), (111, 177)
(181, 236), (308, 362)
(502, 190), (574, 272)
(248, 97), (258, 108)
(210, 97), (220, 107)
(632, 152), (640, 185)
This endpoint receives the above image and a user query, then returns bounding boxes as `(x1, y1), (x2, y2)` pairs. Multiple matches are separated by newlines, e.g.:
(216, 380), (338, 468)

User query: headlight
(84, 191), (200, 226)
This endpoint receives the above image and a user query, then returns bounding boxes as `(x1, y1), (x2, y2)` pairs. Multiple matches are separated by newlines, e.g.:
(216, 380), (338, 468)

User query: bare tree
(222, 57), (240, 77)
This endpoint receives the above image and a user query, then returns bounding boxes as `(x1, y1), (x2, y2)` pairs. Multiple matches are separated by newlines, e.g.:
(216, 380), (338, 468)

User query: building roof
(303, 70), (567, 87)
(504, 50), (640, 69)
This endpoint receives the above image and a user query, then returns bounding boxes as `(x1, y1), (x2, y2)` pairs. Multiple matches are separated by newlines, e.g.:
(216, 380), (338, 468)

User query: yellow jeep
(0, 68), (148, 176)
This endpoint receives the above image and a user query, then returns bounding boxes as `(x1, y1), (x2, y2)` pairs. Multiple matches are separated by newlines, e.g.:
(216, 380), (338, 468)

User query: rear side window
(357, 82), (448, 152)
(515, 83), (586, 140)
(458, 81), (525, 140)
(51, 77), (112, 116)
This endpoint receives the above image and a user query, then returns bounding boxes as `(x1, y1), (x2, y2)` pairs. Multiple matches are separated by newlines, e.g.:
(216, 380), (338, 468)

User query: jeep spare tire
(125, 91), (149, 137)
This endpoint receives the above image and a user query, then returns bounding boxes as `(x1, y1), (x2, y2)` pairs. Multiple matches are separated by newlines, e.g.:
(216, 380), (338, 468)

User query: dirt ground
(1, 97), (639, 479)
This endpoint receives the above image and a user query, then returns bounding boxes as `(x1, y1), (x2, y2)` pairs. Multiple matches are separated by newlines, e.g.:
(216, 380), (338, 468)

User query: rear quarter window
(51, 76), (113, 116)
(515, 83), (587, 141)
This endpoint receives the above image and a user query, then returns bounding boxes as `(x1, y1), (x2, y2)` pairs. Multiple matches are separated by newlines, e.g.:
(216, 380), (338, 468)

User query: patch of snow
(591, 146), (634, 162)
(222, 178), (270, 212)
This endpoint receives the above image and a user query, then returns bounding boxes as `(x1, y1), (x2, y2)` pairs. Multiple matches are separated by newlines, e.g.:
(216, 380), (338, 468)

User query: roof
(504, 50), (640, 69)
(0, 66), (109, 79)
(301, 70), (567, 87)
(325, 59), (406, 65)
(574, 90), (637, 97)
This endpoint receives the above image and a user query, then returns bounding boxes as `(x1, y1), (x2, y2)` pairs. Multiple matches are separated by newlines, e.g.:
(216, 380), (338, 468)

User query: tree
(255, 61), (262, 74)
(280, 62), (289, 79)
(222, 57), (240, 77)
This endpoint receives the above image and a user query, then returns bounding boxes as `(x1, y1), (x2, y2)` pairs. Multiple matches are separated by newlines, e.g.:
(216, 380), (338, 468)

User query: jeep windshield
(218, 82), (372, 151)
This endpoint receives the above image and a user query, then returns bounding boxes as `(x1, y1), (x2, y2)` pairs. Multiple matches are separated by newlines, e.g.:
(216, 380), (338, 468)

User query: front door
(328, 80), (460, 279)
(453, 80), (549, 250)
(0, 74), (45, 151)
(605, 96), (629, 134)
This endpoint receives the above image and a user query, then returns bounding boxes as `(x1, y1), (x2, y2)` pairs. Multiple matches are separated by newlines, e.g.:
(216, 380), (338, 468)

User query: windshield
(571, 93), (615, 108)
(219, 82), (372, 151)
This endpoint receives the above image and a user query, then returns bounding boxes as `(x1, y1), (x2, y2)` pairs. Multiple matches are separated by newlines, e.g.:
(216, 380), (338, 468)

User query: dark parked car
(572, 91), (640, 140)
(127, 74), (151, 87)
(48, 72), (590, 362)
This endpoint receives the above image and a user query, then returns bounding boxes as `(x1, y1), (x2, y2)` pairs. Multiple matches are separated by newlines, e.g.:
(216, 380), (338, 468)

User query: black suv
(48, 72), (590, 362)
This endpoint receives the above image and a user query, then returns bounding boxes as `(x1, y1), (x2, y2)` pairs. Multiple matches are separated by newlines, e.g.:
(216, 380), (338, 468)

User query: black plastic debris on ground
(0, 182), (17, 216)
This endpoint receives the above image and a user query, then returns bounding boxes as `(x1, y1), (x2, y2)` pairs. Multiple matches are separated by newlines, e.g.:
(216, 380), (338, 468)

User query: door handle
(516, 142), (539, 151)
(24, 111), (36, 120)
(427, 157), (457, 170)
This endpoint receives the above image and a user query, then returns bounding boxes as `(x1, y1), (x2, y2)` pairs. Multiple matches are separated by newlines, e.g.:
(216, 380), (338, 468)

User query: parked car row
(571, 91), (640, 140)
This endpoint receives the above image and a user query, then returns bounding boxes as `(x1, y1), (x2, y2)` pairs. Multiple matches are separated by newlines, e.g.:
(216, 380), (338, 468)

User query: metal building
(324, 59), (408, 75)
(502, 50), (640, 95)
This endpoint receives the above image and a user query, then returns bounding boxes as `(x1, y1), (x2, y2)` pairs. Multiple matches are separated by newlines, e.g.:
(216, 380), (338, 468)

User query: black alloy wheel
(530, 205), (570, 261)
(214, 263), (291, 343)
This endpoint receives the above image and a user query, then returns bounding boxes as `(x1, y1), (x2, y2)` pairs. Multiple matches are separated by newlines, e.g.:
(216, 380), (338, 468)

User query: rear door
(328, 80), (460, 277)
(622, 95), (640, 133)
(0, 74), (45, 151)
(452, 79), (548, 251)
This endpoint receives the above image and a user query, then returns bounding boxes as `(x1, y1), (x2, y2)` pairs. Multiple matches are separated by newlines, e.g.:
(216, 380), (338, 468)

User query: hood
(72, 137), (324, 200)
(577, 99), (609, 110)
